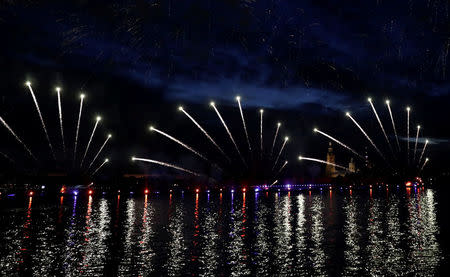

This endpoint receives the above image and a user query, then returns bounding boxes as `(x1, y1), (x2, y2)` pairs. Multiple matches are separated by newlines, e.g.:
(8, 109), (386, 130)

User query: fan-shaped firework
(299, 98), (431, 179)
(0, 81), (112, 177)
(132, 96), (291, 185)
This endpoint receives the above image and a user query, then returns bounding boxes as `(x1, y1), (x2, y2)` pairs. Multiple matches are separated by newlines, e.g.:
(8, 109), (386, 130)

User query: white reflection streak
(138, 195), (155, 275)
(294, 194), (307, 272)
(343, 196), (362, 276)
(273, 195), (293, 275)
(311, 196), (326, 276)
(167, 201), (186, 276)
(118, 198), (136, 274)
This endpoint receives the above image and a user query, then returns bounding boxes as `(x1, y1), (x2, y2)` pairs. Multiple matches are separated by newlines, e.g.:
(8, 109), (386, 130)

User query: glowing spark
(26, 82), (55, 159)
(270, 179), (278, 187)
(277, 160), (288, 175)
(418, 139), (429, 165)
(149, 126), (210, 162)
(273, 136), (289, 169)
(313, 128), (364, 160)
(0, 151), (15, 164)
(386, 100), (401, 150)
(74, 94), (85, 160)
(211, 102), (246, 165)
(56, 87), (65, 156)
(260, 109), (264, 155)
(179, 106), (230, 162)
(87, 134), (111, 170)
(271, 122), (281, 156)
(298, 155), (349, 171)
(92, 158), (108, 175)
(407, 107), (410, 162)
(0, 116), (36, 160)
(368, 98), (392, 151)
(132, 157), (201, 177)
(420, 158), (429, 171)
(413, 125), (421, 161)
(346, 112), (387, 162)
(81, 116), (101, 166)
(236, 96), (251, 151)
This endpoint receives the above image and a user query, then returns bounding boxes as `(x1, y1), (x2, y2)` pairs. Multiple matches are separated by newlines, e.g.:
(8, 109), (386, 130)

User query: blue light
(255, 188), (260, 192)
(231, 189), (235, 193)
(73, 191), (78, 196)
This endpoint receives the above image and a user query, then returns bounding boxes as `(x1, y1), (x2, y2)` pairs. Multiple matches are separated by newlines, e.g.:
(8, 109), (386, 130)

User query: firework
(87, 134), (111, 170)
(298, 155), (349, 171)
(236, 96), (251, 152)
(149, 126), (210, 162)
(179, 106), (230, 162)
(260, 109), (263, 156)
(406, 107), (410, 162)
(420, 158), (429, 171)
(270, 122), (281, 156)
(313, 128), (364, 160)
(210, 102), (246, 165)
(413, 125), (421, 161)
(73, 94), (85, 160)
(92, 158), (108, 175)
(26, 82), (55, 159)
(386, 100), (401, 150)
(56, 87), (65, 156)
(132, 157), (201, 177)
(80, 116), (101, 166)
(0, 116), (36, 160)
(273, 136), (289, 169)
(418, 139), (429, 165)
(277, 160), (288, 175)
(368, 98), (392, 151)
(346, 112), (386, 162)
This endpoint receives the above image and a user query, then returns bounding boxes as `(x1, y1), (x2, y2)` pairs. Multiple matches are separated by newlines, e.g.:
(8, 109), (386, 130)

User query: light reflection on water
(0, 188), (445, 276)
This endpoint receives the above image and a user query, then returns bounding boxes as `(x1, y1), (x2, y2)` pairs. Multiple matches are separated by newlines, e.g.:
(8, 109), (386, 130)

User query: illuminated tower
(326, 142), (336, 177)
(349, 158), (356, 173)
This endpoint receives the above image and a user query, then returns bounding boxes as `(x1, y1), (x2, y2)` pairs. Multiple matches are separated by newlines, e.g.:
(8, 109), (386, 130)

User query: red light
(88, 190), (93, 195)
(29, 191), (34, 196)
(144, 189), (149, 194)
(60, 187), (65, 193)
(195, 188), (199, 193)
(405, 181), (412, 187)
(242, 188), (246, 192)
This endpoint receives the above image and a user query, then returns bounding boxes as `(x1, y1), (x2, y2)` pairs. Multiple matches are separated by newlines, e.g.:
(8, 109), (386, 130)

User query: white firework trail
(236, 96), (251, 152)
(260, 109), (263, 156)
(92, 158), (108, 176)
(132, 157), (201, 177)
(386, 100), (401, 150)
(420, 158), (429, 171)
(368, 98), (392, 151)
(418, 139), (429, 165)
(273, 136), (289, 170)
(313, 128), (365, 160)
(277, 160), (288, 175)
(74, 94), (85, 160)
(26, 82), (55, 159)
(56, 87), (65, 156)
(210, 102), (246, 166)
(406, 107), (410, 163)
(298, 156), (349, 171)
(0, 151), (16, 164)
(80, 116), (101, 166)
(179, 106), (230, 162)
(150, 126), (210, 162)
(346, 112), (387, 162)
(270, 179), (278, 187)
(87, 134), (111, 170)
(0, 115), (36, 160)
(413, 125), (421, 162)
(271, 122), (281, 156)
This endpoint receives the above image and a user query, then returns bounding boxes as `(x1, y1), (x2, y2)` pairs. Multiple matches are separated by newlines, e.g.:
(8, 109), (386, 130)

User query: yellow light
(131, 156), (136, 161)
(25, 81), (31, 86)
(406, 107), (411, 111)
(80, 94), (85, 99)
(385, 99), (390, 104)
(178, 106), (183, 111)
(285, 136), (289, 141)
(96, 116), (102, 121)
(313, 128), (318, 132)
(108, 134), (112, 138)
(55, 87), (61, 92)
(105, 158), (109, 162)
(277, 122), (281, 126)
(210, 101), (215, 106)
(149, 125), (154, 131)
(345, 112), (350, 116)
(298, 156), (303, 160)
(367, 97), (372, 102)
(236, 96), (240, 101)
(260, 109), (264, 113)
(417, 125), (421, 129)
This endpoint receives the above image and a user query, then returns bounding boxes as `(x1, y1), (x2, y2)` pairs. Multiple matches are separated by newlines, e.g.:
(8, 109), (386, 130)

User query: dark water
(0, 187), (448, 276)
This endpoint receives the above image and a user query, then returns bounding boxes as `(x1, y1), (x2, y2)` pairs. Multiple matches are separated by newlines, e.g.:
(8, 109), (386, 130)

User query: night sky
(1, 0), (450, 179)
